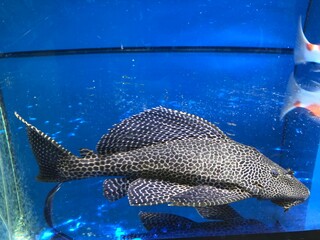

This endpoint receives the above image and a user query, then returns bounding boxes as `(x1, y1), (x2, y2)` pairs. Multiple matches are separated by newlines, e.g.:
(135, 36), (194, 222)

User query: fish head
(255, 161), (310, 210)
(269, 168), (310, 210)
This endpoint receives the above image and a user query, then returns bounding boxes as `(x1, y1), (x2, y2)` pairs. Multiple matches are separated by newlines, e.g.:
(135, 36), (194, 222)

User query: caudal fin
(15, 112), (75, 182)
(280, 73), (302, 120)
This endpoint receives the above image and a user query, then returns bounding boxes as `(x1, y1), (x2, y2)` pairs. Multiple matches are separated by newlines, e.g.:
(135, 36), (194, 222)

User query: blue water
(1, 1), (320, 239)
(0, 1), (308, 51)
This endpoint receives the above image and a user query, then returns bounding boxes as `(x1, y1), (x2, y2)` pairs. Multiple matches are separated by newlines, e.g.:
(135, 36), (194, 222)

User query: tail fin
(15, 112), (75, 182)
(294, 17), (320, 64)
(280, 73), (302, 120)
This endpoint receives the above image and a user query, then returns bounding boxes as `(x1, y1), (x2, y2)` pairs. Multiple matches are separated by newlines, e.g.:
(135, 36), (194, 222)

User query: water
(0, 1), (320, 239)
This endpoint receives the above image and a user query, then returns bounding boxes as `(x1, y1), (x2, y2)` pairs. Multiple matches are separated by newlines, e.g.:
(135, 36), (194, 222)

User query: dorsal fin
(96, 107), (229, 154)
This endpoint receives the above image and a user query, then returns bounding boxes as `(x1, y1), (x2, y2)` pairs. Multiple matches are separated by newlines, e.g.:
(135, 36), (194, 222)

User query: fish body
(15, 107), (309, 212)
(295, 18), (320, 64)
(281, 73), (320, 119)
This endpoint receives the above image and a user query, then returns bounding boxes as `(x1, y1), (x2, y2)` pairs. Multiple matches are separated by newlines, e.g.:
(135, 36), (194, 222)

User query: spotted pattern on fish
(103, 178), (131, 201)
(97, 107), (228, 155)
(127, 178), (190, 206)
(196, 205), (243, 221)
(170, 185), (251, 207)
(14, 112), (73, 182)
(15, 107), (310, 211)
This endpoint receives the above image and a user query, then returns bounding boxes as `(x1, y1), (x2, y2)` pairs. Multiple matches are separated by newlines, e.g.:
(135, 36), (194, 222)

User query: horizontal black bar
(192, 229), (320, 240)
(0, 46), (293, 59)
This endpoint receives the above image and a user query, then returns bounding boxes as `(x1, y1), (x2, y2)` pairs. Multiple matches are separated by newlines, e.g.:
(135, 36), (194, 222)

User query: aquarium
(0, 1), (320, 239)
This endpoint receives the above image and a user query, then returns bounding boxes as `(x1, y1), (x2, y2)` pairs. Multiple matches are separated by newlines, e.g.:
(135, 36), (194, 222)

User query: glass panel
(0, 93), (33, 239)
(0, 1), (319, 239)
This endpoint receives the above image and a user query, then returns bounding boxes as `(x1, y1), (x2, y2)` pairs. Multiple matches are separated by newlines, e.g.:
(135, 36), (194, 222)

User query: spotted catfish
(15, 107), (309, 215)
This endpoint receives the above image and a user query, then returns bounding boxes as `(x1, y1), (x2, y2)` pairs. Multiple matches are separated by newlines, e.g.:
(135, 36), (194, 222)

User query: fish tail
(15, 112), (75, 182)
(280, 74), (302, 120)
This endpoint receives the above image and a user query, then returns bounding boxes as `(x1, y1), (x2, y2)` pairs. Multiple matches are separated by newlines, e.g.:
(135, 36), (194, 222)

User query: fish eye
(270, 169), (279, 177)
(286, 168), (294, 176)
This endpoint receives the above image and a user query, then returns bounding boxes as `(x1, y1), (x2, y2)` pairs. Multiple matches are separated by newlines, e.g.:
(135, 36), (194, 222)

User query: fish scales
(15, 106), (309, 212)
(61, 138), (253, 188)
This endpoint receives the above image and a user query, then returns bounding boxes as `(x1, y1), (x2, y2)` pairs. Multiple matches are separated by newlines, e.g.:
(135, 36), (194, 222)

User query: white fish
(294, 17), (320, 64)
(280, 73), (320, 119)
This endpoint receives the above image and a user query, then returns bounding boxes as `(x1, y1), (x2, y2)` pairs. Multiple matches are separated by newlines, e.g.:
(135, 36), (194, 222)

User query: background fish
(281, 73), (320, 120)
(281, 17), (320, 121)
(295, 17), (320, 65)
(15, 107), (309, 216)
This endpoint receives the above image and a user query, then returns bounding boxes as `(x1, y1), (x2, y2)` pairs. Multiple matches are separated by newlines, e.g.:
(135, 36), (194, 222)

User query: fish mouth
(273, 183), (310, 211)
(272, 196), (309, 211)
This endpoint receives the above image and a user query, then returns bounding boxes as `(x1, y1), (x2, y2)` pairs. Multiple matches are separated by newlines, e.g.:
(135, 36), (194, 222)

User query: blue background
(0, 0), (311, 51)
(1, 0), (320, 239)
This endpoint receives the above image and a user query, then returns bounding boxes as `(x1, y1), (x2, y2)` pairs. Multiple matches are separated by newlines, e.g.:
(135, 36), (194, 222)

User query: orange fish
(281, 73), (320, 119)
(294, 17), (320, 64)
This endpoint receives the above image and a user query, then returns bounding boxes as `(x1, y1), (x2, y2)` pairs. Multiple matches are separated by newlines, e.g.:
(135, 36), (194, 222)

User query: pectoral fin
(127, 178), (191, 206)
(128, 179), (251, 208)
(170, 185), (251, 207)
(196, 205), (243, 221)
(103, 178), (132, 201)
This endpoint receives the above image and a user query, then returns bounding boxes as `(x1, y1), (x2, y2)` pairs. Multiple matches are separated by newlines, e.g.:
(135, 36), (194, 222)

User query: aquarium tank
(0, 0), (320, 239)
